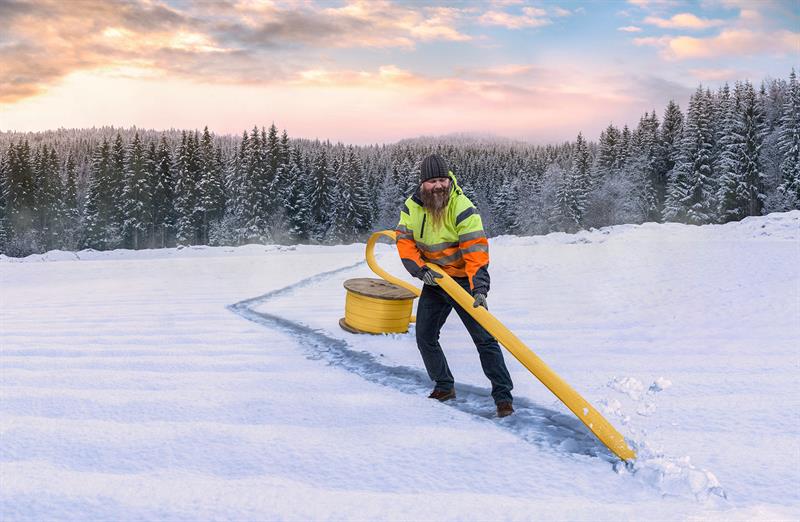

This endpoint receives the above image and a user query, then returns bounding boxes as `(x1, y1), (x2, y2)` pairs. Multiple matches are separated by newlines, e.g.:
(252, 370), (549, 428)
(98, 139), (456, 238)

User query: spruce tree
(62, 151), (81, 250)
(121, 133), (150, 249)
(595, 124), (621, 183)
(5, 141), (39, 254)
(739, 82), (767, 217)
(629, 113), (659, 221)
(197, 127), (225, 244)
(240, 129), (267, 243)
(777, 69), (800, 208)
(665, 87), (716, 224)
(83, 139), (112, 249)
(109, 132), (126, 244)
(308, 147), (334, 241)
(34, 145), (63, 250)
(285, 146), (312, 242)
(150, 135), (175, 248)
(174, 131), (196, 245)
(655, 100), (684, 217)
(0, 145), (10, 252)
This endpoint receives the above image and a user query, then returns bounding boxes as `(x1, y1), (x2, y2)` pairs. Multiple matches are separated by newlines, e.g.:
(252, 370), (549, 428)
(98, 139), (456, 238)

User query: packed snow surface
(2, 211), (798, 520)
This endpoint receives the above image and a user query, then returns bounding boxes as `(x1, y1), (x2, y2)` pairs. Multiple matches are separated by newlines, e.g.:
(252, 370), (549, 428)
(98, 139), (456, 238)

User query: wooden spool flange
(340, 278), (417, 334)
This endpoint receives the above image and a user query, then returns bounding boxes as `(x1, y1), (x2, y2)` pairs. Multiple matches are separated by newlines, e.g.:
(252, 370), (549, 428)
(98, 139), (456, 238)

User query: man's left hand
(472, 292), (488, 310)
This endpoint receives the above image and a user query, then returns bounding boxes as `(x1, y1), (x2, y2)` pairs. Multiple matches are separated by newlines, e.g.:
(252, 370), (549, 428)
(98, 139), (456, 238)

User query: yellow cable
(362, 230), (636, 462)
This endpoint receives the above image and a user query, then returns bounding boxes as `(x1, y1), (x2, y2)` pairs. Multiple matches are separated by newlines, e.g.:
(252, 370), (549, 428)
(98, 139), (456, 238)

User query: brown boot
(428, 388), (456, 402)
(496, 401), (514, 417)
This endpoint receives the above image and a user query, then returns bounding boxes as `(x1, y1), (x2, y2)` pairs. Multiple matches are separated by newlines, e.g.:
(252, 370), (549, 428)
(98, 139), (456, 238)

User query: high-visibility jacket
(396, 171), (490, 294)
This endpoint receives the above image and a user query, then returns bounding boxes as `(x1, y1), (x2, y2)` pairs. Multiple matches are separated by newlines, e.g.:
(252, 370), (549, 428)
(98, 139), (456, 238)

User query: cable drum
(340, 278), (417, 334)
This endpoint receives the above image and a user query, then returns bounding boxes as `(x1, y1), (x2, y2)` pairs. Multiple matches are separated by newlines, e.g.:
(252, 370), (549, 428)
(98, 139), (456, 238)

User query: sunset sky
(1, 0), (798, 144)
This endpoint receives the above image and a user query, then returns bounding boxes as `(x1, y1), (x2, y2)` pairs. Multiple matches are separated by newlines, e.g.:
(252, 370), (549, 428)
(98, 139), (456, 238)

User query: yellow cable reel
(342, 230), (636, 461)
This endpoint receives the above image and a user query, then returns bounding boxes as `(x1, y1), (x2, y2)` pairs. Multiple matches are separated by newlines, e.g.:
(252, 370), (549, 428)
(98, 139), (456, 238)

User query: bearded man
(395, 154), (514, 418)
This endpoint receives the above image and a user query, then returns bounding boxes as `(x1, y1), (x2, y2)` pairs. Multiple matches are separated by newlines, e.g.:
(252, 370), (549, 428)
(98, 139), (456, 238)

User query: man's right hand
(419, 267), (444, 286)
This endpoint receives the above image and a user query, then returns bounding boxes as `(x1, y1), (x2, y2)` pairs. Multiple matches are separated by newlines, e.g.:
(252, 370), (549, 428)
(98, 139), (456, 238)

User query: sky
(0, 0), (798, 145)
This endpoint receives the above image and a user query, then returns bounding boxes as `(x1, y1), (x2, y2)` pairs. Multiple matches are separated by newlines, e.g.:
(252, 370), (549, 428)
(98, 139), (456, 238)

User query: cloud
(478, 6), (551, 29)
(0, 0), (474, 105)
(618, 26), (643, 32)
(643, 13), (726, 29)
(634, 28), (799, 60)
(626, 0), (680, 6)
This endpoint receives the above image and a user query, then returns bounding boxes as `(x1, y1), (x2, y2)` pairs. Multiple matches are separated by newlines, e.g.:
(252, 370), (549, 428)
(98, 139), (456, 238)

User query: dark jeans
(415, 277), (513, 404)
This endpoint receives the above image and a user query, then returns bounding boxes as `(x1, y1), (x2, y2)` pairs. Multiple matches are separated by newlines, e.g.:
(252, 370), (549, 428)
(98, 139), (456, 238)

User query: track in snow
(227, 260), (615, 464)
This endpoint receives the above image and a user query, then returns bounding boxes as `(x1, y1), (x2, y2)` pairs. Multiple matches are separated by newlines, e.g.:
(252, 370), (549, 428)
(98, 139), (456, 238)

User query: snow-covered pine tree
(738, 81), (767, 217)
(349, 147), (372, 238)
(550, 132), (592, 232)
(551, 161), (584, 232)
(174, 131), (196, 246)
(717, 82), (746, 221)
(328, 151), (350, 243)
(307, 147), (335, 242)
(489, 173), (515, 235)
(665, 87), (716, 224)
(262, 124), (279, 224)
(594, 124), (622, 184)
(121, 133), (150, 249)
(777, 69), (800, 209)
(628, 113), (659, 221)
(655, 100), (684, 217)
(61, 151), (81, 250)
(285, 146), (312, 243)
(4, 141), (40, 254)
(399, 155), (419, 199)
(109, 132), (126, 244)
(573, 131), (592, 198)
(0, 146), (9, 253)
(33, 145), (61, 250)
(239, 128), (267, 243)
(197, 127), (225, 244)
(375, 163), (403, 230)
(149, 135), (175, 248)
(269, 129), (293, 238)
(618, 125), (632, 170)
(83, 139), (112, 249)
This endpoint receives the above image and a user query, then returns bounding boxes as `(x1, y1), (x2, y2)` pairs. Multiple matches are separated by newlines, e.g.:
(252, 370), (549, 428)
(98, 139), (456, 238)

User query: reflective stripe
(456, 207), (477, 225)
(397, 224), (410, 233)
(425, 249), (463, 266)
(417, 240), (459, 253)
(462, 243), (488, 254)
(458, 230), (486, 242)
(397, 232), (413, 240)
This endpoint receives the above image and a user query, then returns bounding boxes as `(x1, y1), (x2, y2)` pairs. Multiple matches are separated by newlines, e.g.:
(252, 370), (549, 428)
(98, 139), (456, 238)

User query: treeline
(0, 70), (798, 256)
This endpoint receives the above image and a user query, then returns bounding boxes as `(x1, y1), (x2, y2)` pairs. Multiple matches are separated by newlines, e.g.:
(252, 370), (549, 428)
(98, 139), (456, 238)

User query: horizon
(1, 0), (798, 145)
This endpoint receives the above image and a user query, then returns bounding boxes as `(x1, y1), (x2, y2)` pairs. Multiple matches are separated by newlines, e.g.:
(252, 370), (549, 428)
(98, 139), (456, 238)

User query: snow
(2, 211), (799, 520)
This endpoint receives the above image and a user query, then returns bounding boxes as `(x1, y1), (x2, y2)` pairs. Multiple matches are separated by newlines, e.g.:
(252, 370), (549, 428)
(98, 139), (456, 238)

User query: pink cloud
(643, 13), (726, 29)
(635, 29), (799, 60)
(479, 7), (551, 29)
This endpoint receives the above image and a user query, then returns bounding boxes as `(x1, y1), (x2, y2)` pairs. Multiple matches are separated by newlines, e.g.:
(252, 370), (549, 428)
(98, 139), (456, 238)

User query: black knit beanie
(420, 154), (449, 184)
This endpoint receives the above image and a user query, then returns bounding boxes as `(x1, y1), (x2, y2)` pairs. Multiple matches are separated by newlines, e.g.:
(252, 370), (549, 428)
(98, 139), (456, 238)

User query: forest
(0, 71), (798, 257)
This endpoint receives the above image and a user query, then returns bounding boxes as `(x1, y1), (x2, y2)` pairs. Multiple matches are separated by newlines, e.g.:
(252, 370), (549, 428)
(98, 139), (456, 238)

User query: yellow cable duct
(362, 230), (636, 462)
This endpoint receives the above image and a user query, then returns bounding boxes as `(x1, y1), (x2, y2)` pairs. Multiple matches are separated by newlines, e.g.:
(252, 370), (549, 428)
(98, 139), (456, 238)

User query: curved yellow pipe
(365, 230), (419, 323)
(364, 230), (636, 461)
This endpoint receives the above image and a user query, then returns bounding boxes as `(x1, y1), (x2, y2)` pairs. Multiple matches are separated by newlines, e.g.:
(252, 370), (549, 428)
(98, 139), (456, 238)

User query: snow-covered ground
(2, 212), (798, 521)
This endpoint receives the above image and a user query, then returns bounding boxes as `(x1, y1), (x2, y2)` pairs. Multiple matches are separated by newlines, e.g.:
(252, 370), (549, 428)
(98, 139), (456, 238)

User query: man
(395, 153), (514, 418)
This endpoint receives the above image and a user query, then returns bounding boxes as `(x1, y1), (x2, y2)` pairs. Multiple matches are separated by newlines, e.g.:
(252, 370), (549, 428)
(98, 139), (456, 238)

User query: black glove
(419, 266), (443, 286)
(472, 291), (488, 310)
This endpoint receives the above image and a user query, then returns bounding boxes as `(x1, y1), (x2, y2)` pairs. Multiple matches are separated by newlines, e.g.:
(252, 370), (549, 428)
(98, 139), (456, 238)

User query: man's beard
(420, 184), (450, 230)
